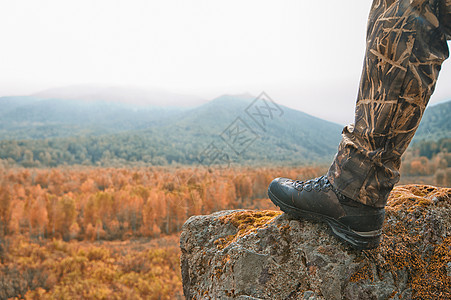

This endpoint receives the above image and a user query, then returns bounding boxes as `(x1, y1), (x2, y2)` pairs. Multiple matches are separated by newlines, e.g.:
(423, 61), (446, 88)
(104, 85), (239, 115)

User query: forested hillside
(0, 94), (343, 167)
(414, 99), (451, 141)
(0, 95), (449, 168)
(0, 96), (184, 140)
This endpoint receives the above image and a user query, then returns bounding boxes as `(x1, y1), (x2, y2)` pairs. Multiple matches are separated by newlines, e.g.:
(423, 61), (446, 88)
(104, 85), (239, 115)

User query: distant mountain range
(0, 88), (449, 167)
(33, 85), (208, 107)
(0, 95), (184, 140)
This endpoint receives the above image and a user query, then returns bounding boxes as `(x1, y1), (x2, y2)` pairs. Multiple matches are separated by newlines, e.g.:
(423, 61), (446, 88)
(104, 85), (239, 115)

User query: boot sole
(268, 189), (381, 250)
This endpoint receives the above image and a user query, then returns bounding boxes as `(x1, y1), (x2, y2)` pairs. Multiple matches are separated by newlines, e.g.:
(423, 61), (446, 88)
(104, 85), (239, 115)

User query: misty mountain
(0, 96), (186, 140)
(0, 93), (344, 166)
(32, 85), (207, 107)
(1, 91), (448, 167)
(139, 93), (344, 164)
(0, 85), (207, 140)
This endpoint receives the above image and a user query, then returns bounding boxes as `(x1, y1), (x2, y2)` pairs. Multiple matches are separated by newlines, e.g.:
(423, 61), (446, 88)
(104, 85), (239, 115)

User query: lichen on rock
(180, 185), (450, 299)
(214, 210), (282, 250)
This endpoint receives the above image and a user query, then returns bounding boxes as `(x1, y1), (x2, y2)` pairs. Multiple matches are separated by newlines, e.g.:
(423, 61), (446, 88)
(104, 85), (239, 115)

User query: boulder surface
(180, 185), (450, 299)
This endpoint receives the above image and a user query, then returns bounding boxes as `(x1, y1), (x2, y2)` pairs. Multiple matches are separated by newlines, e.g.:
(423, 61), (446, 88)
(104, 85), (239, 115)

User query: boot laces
(293, 175), (331, 192)
(292, 175), (348, 201)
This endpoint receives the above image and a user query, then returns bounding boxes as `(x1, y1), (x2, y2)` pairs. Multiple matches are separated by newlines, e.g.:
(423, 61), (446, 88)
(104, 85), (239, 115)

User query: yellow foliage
(2, 237), (183, 299)
(0, 165), (323, 241)
(214, 210), (282, 250)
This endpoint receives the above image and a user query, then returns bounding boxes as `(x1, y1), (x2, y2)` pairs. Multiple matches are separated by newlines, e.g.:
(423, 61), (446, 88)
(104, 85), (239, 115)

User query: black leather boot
(268, 175), (385, 250)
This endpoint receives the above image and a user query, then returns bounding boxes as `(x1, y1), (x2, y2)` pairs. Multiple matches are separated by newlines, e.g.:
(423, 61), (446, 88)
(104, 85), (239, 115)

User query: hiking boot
(268, 175), (385, 250)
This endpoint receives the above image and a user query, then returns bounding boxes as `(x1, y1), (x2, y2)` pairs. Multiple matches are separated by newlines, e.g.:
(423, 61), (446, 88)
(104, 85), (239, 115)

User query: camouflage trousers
(327, 0), (451, 208)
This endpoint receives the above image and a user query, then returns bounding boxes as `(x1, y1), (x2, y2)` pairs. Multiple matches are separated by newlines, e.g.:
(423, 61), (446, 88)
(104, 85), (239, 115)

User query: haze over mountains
(33, 85), (208, 107)
(0, 86), (449, 167)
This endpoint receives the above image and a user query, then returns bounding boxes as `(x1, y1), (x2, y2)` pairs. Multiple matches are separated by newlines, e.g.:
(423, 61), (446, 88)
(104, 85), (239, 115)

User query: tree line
(0, 165), (323, 242)
(400, 138), (451, 186)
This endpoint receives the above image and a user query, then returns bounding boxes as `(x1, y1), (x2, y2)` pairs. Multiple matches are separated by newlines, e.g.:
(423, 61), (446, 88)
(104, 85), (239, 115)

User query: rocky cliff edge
(180, 185), (451, 299)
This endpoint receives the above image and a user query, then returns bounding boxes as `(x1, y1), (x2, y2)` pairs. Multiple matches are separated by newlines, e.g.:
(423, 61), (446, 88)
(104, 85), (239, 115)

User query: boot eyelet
(313, 183), (321, 192)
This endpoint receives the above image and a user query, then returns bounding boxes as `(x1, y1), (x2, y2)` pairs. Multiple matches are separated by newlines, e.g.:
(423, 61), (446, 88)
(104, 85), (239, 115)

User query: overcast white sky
(1, 0), (450, 124)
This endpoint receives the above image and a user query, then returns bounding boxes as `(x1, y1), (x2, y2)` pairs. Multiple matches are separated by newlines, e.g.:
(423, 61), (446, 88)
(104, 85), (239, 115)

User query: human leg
(328, 0), (450, 208)
(268, 0), (450, 249)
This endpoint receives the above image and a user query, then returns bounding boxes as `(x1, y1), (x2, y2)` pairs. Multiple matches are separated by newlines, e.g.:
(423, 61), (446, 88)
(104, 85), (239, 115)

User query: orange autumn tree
(0, 165), (324, 241)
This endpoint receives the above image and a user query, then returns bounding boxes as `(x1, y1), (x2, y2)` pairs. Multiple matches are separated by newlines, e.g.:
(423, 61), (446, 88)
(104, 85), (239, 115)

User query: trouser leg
(327, 0), (451, 208)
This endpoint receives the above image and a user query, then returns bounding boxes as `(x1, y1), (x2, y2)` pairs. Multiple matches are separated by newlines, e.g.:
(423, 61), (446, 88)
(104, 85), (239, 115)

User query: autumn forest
(0, 164), (329, 299)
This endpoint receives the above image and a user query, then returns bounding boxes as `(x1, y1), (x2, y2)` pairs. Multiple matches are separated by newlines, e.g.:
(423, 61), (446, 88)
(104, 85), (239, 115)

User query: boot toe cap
(268, 177), (292, 199)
